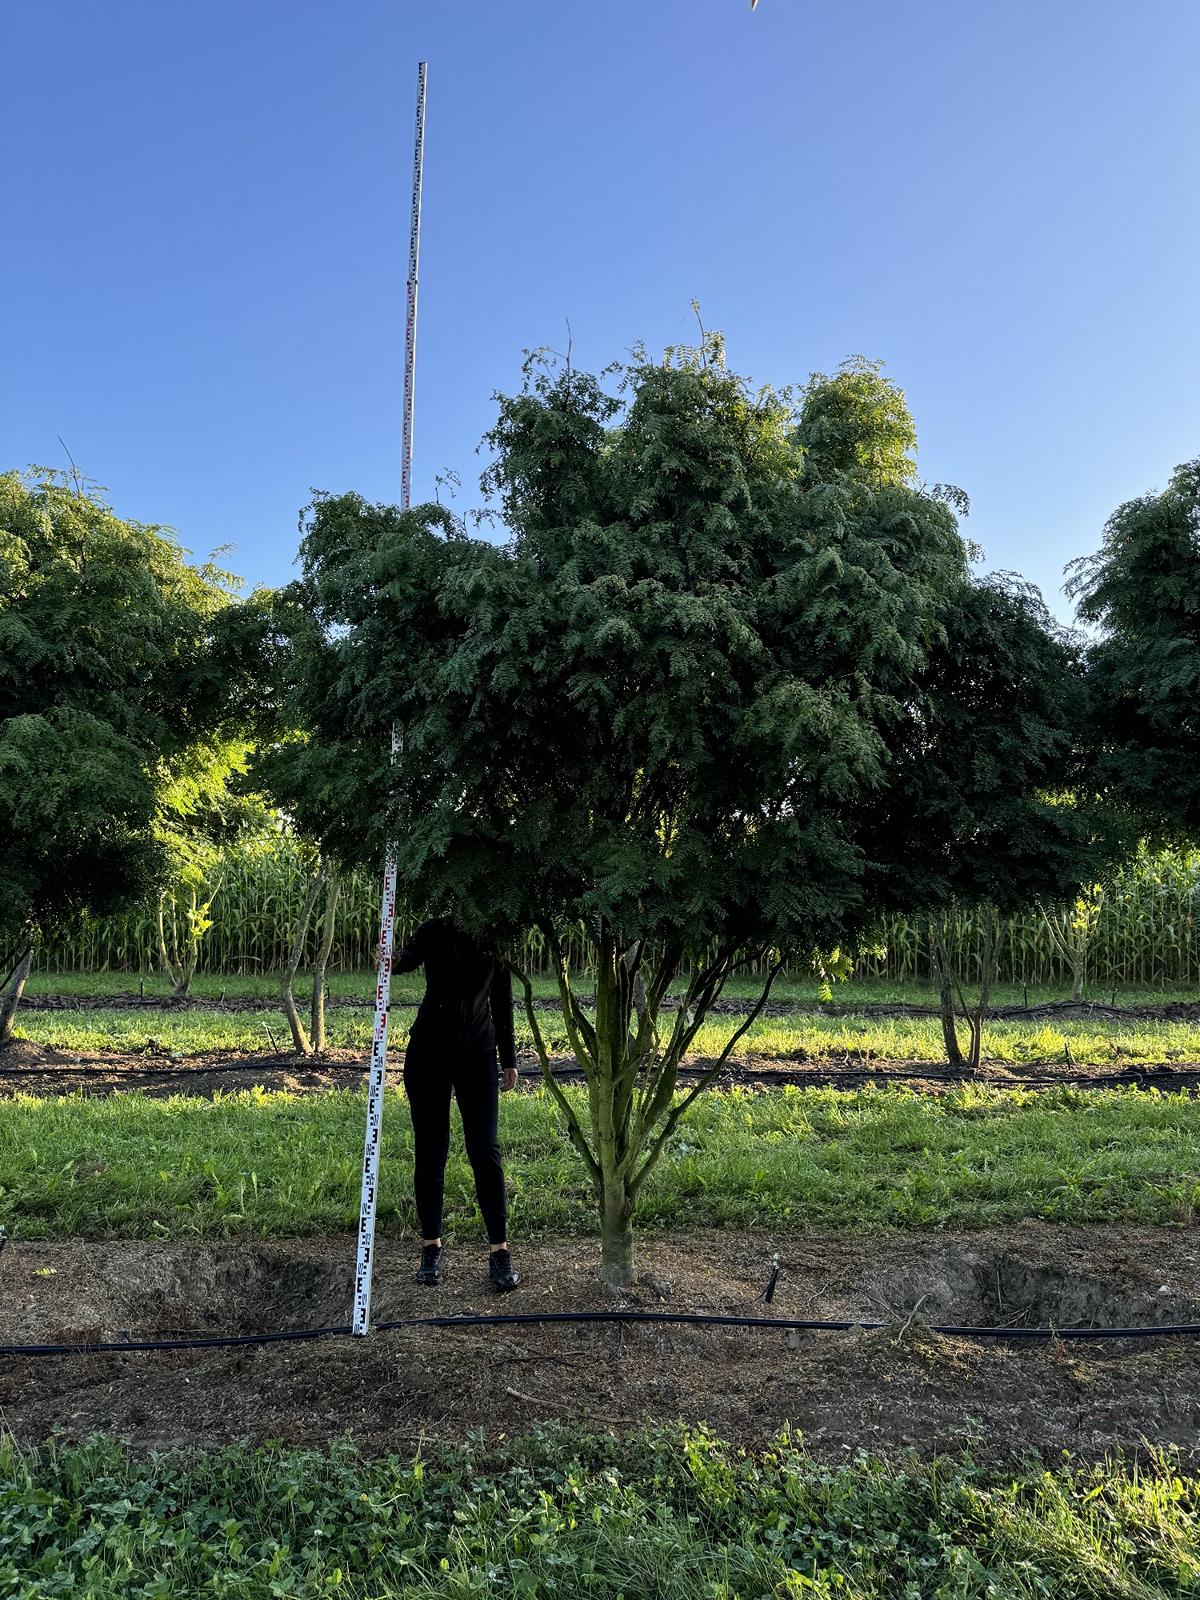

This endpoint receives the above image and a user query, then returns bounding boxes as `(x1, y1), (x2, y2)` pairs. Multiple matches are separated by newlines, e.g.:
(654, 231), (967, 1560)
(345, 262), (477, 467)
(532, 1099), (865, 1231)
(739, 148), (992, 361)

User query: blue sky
(4, 0), (1197, 617)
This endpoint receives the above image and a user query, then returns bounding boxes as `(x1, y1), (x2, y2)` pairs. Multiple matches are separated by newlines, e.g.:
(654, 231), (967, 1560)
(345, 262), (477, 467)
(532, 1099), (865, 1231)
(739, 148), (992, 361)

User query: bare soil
(1, 1037), (1197, 1099)
(5, 1225), (1200, 1464)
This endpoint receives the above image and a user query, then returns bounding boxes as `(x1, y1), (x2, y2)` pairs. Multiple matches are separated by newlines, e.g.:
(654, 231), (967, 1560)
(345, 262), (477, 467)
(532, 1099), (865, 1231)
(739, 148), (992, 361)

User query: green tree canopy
(263, 346), (966, 952)
(858, 572), (1117, 917)
(1070, 458), (1200, 839)
(257, 343), (1101, 1280)
(0, 470), (236, 1032)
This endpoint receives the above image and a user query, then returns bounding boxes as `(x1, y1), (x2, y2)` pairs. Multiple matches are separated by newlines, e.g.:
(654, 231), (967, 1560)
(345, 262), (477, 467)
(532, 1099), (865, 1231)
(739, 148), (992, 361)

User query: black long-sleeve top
(394, 918), (517, 1074)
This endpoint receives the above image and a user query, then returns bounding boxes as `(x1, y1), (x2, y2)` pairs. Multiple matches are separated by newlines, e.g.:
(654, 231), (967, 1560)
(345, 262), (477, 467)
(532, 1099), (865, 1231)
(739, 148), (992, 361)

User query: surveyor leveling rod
(353, 60), (427, 1338)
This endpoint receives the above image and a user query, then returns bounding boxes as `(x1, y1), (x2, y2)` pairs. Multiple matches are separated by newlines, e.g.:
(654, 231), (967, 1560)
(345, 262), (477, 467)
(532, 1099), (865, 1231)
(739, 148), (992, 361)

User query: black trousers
(403, 1045), (508, 1245)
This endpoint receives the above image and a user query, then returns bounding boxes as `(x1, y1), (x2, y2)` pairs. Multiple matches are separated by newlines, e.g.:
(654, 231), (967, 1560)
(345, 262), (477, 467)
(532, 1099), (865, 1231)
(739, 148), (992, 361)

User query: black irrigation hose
(6, 1307), (1200, 1360)
(3, 1060), (1197, 1094)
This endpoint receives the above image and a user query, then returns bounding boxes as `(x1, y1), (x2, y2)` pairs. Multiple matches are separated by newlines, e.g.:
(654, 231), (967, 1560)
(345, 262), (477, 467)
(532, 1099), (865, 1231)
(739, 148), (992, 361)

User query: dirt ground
(2, 1037), (1196, 1099)
(21, 991), (1200, 1023)
(5, 1225), (1200, 1465)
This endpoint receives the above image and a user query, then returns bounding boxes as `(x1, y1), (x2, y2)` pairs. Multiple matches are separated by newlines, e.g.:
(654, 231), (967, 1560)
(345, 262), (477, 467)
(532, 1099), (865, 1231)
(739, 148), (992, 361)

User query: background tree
(259, 342), (979, 1283)
(853, 573), (1123, 1067)
(153, 734), (274, 1000)
(0, 470), (234, 1042)
(1037, 882), (1107, 1005)
(1069, 458), (1200, 841)
(214, 591), (347, 1054)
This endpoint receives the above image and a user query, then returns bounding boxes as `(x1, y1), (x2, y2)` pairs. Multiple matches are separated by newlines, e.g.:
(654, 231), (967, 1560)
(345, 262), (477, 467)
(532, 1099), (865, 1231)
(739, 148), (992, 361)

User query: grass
(17, 1002), (1200, 1066)
(3, 1425), (1198, 1599)
(25, 968), (1200, 1008)
(3, 1081), (1200, 1240)
(26, 967), (437, 1004)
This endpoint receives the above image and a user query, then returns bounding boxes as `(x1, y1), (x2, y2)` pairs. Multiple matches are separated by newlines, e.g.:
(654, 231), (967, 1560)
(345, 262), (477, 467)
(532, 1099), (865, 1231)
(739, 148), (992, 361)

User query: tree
(0, 470), (234, 1042)
(258, 341), (977, 1284)
(1069, 459), (1200, 841)
(276, 850), (341, 1056)
(153, 734), (272, 999)
(852, 573), (1122, 1065)
(213, 590), (347, 1055)
(1038, 882), (1107, 1004)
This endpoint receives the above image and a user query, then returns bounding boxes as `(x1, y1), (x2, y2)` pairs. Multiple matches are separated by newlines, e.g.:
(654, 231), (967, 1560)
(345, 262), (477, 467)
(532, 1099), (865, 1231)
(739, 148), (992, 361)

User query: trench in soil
(8, 1233), (1200, 1346)
(5, 1226), (1200, 1465)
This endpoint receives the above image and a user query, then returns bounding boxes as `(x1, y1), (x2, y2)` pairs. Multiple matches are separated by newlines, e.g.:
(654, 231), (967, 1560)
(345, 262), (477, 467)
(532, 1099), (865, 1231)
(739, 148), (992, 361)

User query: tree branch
(515, 968), (601, 1184)
(543, 921), (598, 1071)
(630, 958), (784, 1196)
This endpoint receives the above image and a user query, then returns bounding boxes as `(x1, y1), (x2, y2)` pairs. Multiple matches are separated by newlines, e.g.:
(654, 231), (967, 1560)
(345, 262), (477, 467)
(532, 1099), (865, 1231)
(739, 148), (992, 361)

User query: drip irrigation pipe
(22, 992), (1200, 1024)
(5, 1307), (1200, 1360)
(1, 1060), (1195, 1094)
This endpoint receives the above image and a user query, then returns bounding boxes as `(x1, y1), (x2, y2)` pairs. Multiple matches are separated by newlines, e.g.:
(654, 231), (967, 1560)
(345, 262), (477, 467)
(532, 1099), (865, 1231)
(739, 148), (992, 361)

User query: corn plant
(1037, 883), (1106, 1001)
(35, 836), (1200, 991)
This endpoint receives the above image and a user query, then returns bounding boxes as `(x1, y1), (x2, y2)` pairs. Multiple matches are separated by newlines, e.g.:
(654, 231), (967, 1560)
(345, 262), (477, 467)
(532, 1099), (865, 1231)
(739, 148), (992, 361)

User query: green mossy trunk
(309, 869), (340, 1053)
(932, 932), (965, 1068)
(599, 1180), (635, 1288)
(594, 936), (637, 1288)
(0, 945), (33, 1047)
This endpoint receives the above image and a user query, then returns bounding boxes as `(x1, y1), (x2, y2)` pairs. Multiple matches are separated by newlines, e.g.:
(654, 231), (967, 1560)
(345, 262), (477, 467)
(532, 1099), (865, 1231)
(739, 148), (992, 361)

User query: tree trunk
(599, 1172), (634, 1288)
(309, 868), (341, 1053)
(281, 870), (323, 1056)
(531, 925), (782, 1287)
(0, 945), (34, 1047)
(593, 935), (637, 1287)
(931, 930), (964, 1068)
(171, 888), (198, 1000)
(157, 892), (182, 995)
(966, 911), (995, 1074)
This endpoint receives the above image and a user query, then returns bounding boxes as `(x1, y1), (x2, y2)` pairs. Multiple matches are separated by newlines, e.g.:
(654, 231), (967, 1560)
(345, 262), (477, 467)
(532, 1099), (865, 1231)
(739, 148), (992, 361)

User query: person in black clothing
(393, 917), (520, 1292)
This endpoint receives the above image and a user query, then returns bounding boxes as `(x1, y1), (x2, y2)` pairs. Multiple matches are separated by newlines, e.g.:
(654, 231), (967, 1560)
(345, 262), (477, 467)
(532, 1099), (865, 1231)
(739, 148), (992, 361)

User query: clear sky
(4, 0), (1197, 617)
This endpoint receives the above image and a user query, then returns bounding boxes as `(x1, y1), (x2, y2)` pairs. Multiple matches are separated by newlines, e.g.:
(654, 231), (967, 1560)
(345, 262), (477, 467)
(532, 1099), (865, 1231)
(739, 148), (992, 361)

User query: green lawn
(3, 1426), (1196, 1599)
(4, 1082), (1199, 1239)
(16, 1001), (1200, 1066)
(25, 966), (1200, 1009)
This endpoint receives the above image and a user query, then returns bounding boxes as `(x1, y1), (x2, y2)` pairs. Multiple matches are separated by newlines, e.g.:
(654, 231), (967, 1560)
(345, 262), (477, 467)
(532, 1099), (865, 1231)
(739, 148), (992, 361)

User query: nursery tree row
(2, 343), (1197, 1278)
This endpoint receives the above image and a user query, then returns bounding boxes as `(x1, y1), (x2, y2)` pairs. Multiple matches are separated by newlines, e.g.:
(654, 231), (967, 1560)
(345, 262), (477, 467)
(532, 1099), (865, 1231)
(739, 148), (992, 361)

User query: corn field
(860, 848), (1200, 988)
(36, 837), (1200, 988)
(36, 834), (599, 979)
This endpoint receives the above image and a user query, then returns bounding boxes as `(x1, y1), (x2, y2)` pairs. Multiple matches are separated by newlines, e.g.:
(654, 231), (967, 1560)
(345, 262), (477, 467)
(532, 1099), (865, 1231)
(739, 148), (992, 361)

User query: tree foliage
(0, 470), (235, 1033)
(255, 342), (1104, 1279)
(858, 572), (1115, 917)
(153, 734), (274, 998)
(1070, 458), (1200, 839)
(264, 345), (965, 948)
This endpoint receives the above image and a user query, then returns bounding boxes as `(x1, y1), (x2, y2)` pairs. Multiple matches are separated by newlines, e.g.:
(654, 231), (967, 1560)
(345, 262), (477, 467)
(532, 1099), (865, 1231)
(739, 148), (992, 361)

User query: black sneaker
(489, 1249), (520, 1293)
(415, 1243), (444, 1286)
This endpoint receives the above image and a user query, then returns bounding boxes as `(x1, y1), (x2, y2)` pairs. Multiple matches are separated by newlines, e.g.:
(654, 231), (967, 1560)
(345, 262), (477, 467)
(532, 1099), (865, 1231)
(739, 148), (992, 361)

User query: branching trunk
(157, 880), (222, 1000)
(173, 888), (200, 1000)
(309, 868), (341, 1053)
(932, 910), (997, 1073)
(157, 892), (183, 996)
(0, 944), (34, 1047)
(1038, 889), (1104, 1004)
(965, 912), (995, 1073)
(931, 929), (964, 1068)
(281, 869), (323, 1056)
(526, 925), (781, 1287)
